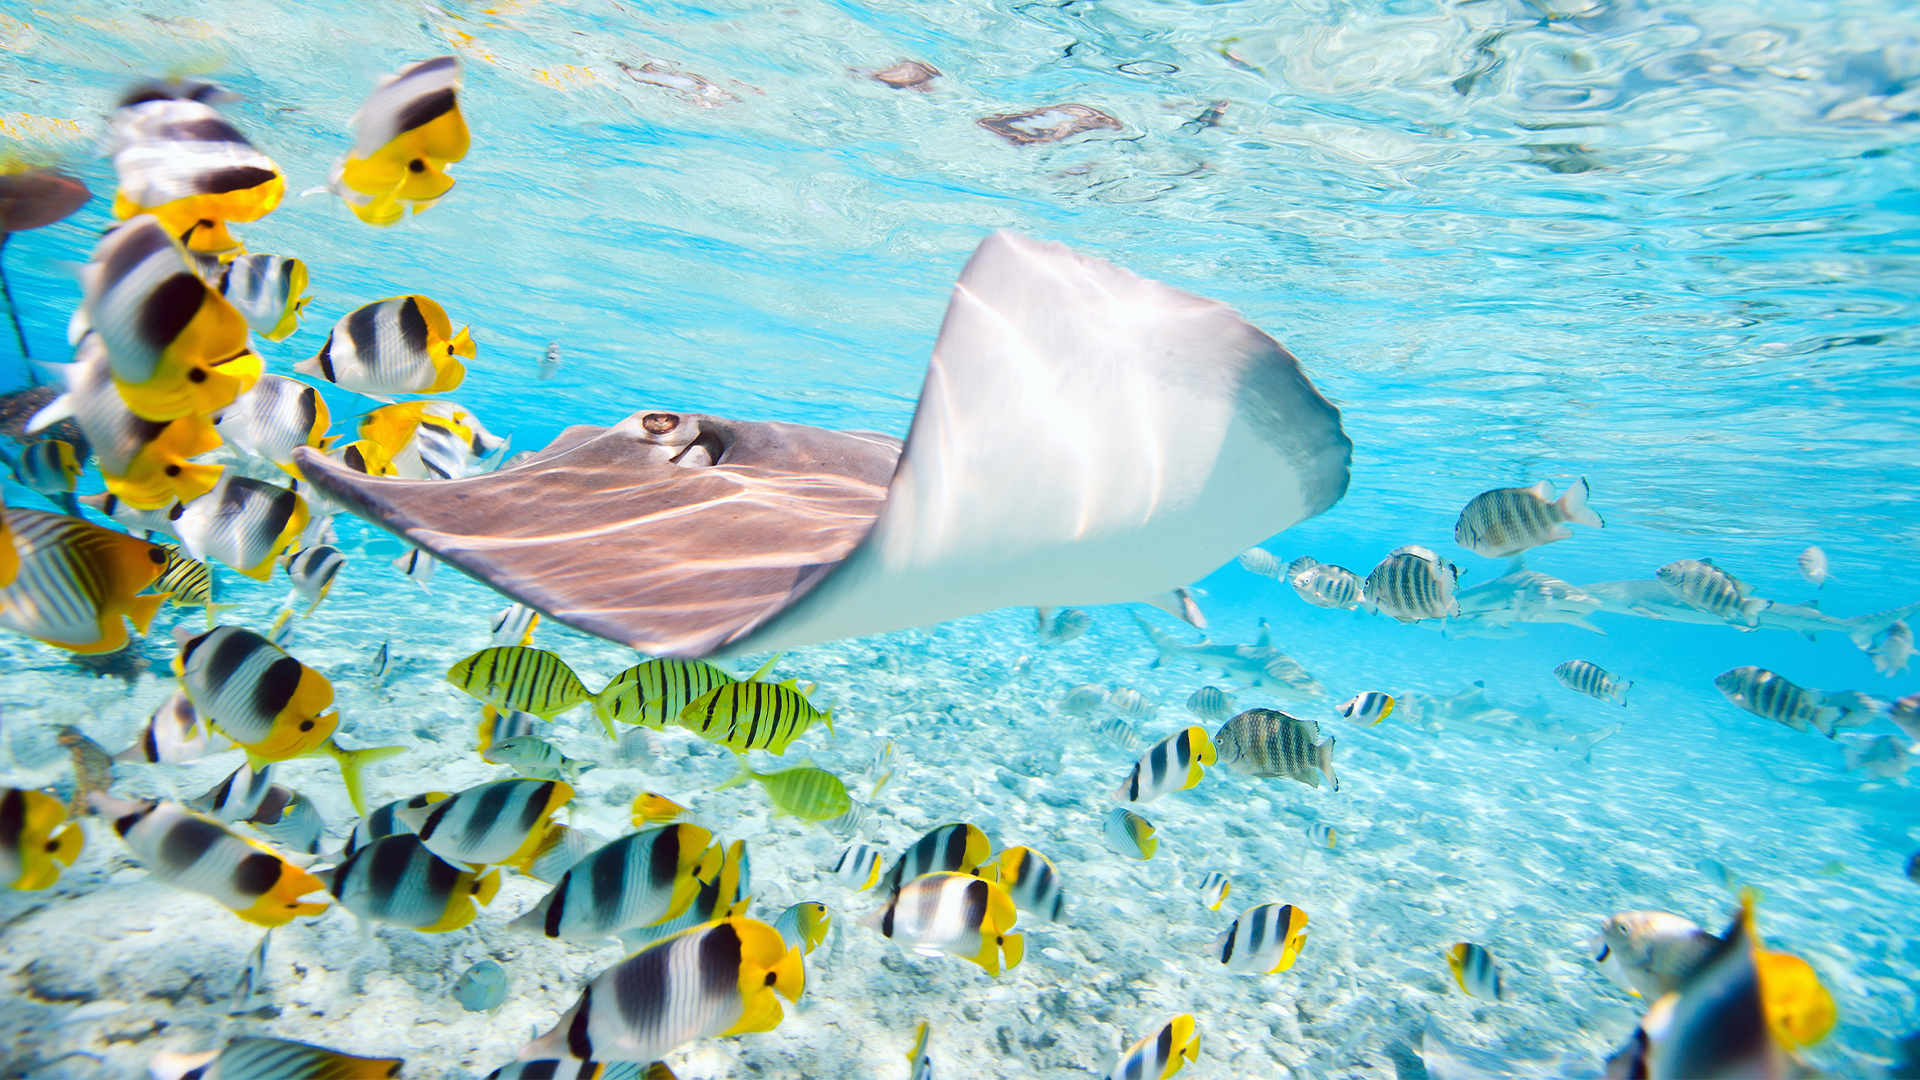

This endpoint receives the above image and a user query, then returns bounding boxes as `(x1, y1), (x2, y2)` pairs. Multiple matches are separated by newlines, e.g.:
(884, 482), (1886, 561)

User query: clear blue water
(1, 0), (1918, 1076)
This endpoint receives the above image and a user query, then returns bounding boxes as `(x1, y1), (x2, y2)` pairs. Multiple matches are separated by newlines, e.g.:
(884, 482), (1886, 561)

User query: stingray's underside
(298, 231), (1354, 658)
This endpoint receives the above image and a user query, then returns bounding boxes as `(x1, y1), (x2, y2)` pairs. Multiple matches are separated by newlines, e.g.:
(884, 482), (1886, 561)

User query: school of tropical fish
(0, 14), (1916, 1080)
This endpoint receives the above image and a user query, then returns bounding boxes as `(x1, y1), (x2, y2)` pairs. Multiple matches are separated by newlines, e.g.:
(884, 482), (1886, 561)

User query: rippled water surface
(1, 0), (1918, 1077)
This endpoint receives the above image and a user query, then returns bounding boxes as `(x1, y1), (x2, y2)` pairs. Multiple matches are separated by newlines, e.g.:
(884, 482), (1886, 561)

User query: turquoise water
(2, 0), (1919, 1076)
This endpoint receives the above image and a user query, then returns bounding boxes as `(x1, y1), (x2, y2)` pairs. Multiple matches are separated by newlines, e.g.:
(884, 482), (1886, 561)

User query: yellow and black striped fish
(293, 295), (472, 398)
(79, 215), (260, 422)
(99, 796), (328, 927)
(215, 253), (311, 341)
(0, 508), (168, 654)
(679, 679), (833, 755)
(172, 473), (309, 581)
(155, 546), (227, 628)
(595, 658), (737, 731)
(1, 788), (85, 891)
(110, 81), (285, 256)
(329, 56), (469, 226)
(446, 647), (593, 722)
(15, 439), (80, 495)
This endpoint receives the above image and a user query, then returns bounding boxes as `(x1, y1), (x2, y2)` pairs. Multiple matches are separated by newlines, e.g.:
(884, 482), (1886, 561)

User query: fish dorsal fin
(295, 233), (1351, 658)
(1804, 599), (1820, 610)
(744, 652), (783, 681)
(1527, 480), (1553, 499)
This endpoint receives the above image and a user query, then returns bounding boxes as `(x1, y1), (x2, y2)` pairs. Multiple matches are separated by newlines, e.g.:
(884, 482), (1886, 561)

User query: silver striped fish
(1446, 942), (1504, 1000)
(1108, 687), (1155, 718)
(146, 1036), (401, 1080)
(321, 833), (498, 933)
(1109, 1015), (1200, 1080)
(1103, 807), (1157, 860)
(878, 823), (992, 899)
(991, 845), (1065, 923)
(858, 871), (1024, 975)
(507, 824), (717, 941)
(1237, 547), (1282, 579)
(1554, 660), (1632, 705)
(1713, 666), (1872, 738)
(395, 778), (573, 867)
(1213, 709), (1338, 790)
(832, 841), (883, 890)
(1210, 902), (1309, 974)
(517, 916), (804, 1064)
(189, 761), (276, 823)
(1185, 686), (1235, 722)
(113, 689), (232, 764)
(1113, 726), (1216, 804)
(1656, 558), (1767, 628)
(1362, 546), (1459, 623)
(173, 474), (309, 581)
(341, 792), (449, 861)
(1454, 478), (1603, 559)
(1287, 555), (1363, 610)
(1094, 716), (1144, 752)
(293, 295), (472, 397)
(213, 374), (330, 471)
(216, 254), (311, 341)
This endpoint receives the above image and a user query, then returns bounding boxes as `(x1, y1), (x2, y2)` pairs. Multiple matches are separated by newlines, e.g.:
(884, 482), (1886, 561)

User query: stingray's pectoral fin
(295, 414), (900, 656)
(732, 231), (1351, 653)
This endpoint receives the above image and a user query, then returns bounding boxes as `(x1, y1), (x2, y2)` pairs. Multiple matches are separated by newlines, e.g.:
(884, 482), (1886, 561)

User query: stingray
(1, 169), (91, 370)
(296, 232), (1352, 658)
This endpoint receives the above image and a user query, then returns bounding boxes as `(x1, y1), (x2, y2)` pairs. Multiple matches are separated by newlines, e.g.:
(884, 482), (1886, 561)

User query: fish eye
(44, 839), (60, 852)
(165, 465), (182, 476)
(409, 158), (426, 173)
(188, 368), (207, 383)
(147, 548), (166, 563)
(764, 972), (777, 985)
(299, 720), (315, 731)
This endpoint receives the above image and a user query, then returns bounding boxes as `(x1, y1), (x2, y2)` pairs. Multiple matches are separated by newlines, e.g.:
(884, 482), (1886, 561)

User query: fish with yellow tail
(295, 295), (473, 399)
(91, 795), (328, 927)
(213, 253), (311, 341)
(617, 840), (751, 953)
(518, 917), (804, 1064)
(1104, 807), (1157, 860)
(173, 625), (404, 814)
(718, 761), (851, 821)
(114, 689), (233, 764)
(0, 509), (169, 653)
(1, 788), (84, 890)
(147, 1036), (401, 1080)
(1336, 691), (1394, 727)
(448, 645), (594, 724)
(1210, 902), (1309, 974)
(1110, 1014), (1200, 1080)
(281, 544), (344, 615)
(15, 439), (80, 495)
(78, 216), (260, 421)
(1198, 870), (1231, 911)
(860, 871), (1025, 975)
(1603, 896), (1834, 1079)
(832, 842), (883, 890)
(109, 81), (285, 256)
(678, 668), (832, 755)
(355, 399), (507, 480)
(32, 335), (225, 510)
(1114, 725), (1215, 804)
(985, 845), (1066, 922)
(173, 474), (309, 581)
(491, 603), (539, 647)
(318, 833), (500, 933)
(508, 824), (718, 942)
(773, 901), (832, 955)
(907, 1021), (934, 1080)
(212, 374), (335, 476)
(1446, 943), (1504, 1000)
(631, 791), (697, 828)
(877, 823), (993, 899)
(395, 777), (573, 869)
(330, 57), (470, 226)
(155, 546), (231, 627)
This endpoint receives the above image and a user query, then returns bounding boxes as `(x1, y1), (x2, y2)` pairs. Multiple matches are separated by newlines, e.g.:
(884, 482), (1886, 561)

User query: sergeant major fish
(1553, 660), (1632, 706)
(1286, 555), (1363, 610)
(1185, 686), (1235, 722)
(1363, 546), (1459, 623)
(1657, 558), (1768, 629)
(1713, 666), (1876, 738)
(1213, 709), (1337, 790)
(1453, 478), (1603, 559)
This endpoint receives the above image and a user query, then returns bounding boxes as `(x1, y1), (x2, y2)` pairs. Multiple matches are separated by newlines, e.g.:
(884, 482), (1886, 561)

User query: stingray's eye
(642, 413), (679, 434)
